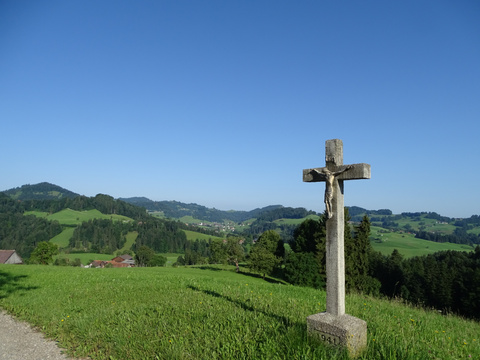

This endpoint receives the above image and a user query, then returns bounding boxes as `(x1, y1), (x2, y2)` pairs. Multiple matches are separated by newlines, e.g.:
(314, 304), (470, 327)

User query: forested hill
(119, 197), (285, 222)
(2, 182), (79, 200)
(0, 192), (186, 259)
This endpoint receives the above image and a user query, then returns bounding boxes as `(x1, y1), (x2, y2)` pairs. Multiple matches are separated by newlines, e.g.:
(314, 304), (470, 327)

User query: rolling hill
(2, 182), (79, 200)
(119, 196), (285, 223)
(3, 182), (480, 259)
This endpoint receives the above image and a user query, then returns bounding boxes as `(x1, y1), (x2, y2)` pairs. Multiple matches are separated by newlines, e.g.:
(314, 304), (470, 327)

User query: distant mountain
(119, 197), (285, 223)
(2, 182), (80, 200)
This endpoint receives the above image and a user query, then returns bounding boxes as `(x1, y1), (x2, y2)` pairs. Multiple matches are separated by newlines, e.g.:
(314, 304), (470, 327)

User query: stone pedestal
(307, 312), (367, 358)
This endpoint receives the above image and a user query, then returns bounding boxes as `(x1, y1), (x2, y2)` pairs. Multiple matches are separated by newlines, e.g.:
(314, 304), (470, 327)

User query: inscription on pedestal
(307, 312), (367, 359)
(315, 331), (341, 346)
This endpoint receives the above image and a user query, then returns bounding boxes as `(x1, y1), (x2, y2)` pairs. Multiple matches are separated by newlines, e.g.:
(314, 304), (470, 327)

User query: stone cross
(303, 139), (370, 358)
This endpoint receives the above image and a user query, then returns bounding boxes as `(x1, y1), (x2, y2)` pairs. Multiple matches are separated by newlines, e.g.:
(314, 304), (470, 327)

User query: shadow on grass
(195, 265), (287, 285)
(187, 285), (301, 329)
(0, 270), (38, 299)
(236, 271), (287, 285)
(195, 265), (224, 272)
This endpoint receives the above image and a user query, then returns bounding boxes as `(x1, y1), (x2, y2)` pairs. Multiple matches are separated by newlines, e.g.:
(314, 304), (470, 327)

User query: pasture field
(26, 208), (133, 226)
(163, 253), (183, 266)
(369, 226), (474, 258)
(24, 210), (49, 218)
(184, 230), (223, 242)
(392, 217), (456, 234)
(179, 215), (204, 224)
(149, 211), (165, 218)
(274, 214), (320, 226)
(0, 265), (479, 360)
(50, 227), (76, 248)
(118, 231), (138, 253)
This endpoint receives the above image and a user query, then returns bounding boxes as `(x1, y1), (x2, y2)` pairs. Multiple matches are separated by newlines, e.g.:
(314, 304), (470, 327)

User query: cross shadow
(195, 265), (287, 285)
(0, 270), (38, 299)
(187, 284), (301, 329)
(235, 271), (287, 285)
(195, 265), (223, 271)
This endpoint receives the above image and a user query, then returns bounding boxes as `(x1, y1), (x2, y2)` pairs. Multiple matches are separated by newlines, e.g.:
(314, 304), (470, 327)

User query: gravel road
(0, 310), (77, 360)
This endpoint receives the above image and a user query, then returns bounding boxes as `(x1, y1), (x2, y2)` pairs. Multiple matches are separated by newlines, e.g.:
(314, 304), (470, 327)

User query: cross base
(307, 312), (367, 359)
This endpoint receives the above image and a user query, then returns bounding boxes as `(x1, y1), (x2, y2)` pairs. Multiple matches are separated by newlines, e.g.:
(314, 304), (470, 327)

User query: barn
(0, 250), (24, 264)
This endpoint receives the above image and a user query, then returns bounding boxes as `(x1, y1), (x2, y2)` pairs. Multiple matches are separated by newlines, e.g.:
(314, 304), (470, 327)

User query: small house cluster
(87, 254), (135, 268)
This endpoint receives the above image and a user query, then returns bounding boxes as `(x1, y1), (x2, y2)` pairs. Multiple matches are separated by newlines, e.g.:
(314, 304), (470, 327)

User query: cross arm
(303, 163), (371, 183)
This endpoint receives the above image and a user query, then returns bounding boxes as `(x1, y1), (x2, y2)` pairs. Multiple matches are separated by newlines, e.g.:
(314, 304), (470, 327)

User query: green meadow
(50, 227), (76, 248)
(274, 214), (320, 226)
(391, 217), (456, 234)
(0, 265), (478, 360)
(25, 208), (133, 226)
(184, 230), (223, 242)
(119, 231), (138, 253)
(369, 226), (474, 258)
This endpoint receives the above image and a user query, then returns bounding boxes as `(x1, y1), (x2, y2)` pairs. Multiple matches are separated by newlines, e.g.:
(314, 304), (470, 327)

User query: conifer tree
(354, 215), (373, 278)
(286, 214), (327, 287)
(345, 212), (380, 294)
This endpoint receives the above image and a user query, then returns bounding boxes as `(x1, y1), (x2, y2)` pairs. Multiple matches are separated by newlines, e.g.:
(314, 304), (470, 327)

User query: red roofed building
(88, 255), (135, 268)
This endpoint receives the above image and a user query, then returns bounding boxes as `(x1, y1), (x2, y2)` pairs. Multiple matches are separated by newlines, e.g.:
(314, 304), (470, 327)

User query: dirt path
(0, 310), (76, 360)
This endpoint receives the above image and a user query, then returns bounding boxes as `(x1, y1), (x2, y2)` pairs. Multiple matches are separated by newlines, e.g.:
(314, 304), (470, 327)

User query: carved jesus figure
(314, 166), (353, 219)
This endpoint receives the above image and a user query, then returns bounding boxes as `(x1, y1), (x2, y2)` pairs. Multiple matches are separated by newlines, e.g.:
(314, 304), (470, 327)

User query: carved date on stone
(313, 331), (341, 346)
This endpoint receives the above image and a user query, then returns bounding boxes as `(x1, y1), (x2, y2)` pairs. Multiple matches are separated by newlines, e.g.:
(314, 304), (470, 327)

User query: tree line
(370, 247), (480, 319)
(21, 194), (148, 220)
(244, 209), (480, 320)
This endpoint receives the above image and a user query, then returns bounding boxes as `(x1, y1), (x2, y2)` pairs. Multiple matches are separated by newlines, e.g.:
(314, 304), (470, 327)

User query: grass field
(369, 226), (474, 258)
(274, 214), (320, 226)
(50, 227), (76, 248)
(118, 231), (138, 253)
(163, 253), (183, 266)
(25, 209), (133, 226)
(184, 230), (223, 242)
(392, 217), (456, 234)
(179, 215), (204, 224)
(0, 265), (479, 360)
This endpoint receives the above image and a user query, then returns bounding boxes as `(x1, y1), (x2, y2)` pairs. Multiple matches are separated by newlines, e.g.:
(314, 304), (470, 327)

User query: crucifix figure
(303, 139), (370, 358)
(314, 165), (353, 219)
(303, 139), (371, 316)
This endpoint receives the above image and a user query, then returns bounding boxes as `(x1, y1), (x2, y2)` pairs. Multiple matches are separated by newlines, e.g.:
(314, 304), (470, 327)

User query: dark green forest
(0, 193), (63, 257)
(370, 247), (480, 319)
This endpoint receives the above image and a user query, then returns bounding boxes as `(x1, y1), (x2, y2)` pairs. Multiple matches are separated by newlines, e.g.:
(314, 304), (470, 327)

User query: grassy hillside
(118, 231), (138, 253)
(0, 265), (478, 360)
(370, 226), (474, 258)
(50, 227), (76, 248)
(25, 209), (133, 226)
(184, 230), (224, 242)
(274, 214), (320, 226)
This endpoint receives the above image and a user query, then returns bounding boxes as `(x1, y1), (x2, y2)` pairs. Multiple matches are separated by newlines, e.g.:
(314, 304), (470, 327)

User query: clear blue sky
(1, 1), (479, 218)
